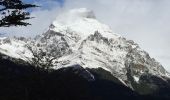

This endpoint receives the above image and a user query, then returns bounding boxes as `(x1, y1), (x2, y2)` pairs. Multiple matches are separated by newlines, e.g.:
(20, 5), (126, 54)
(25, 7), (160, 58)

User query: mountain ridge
(0, 8), (170, 95)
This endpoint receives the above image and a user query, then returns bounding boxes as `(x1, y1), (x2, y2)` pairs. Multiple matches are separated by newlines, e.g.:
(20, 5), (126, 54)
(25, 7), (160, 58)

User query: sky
(0, 0), (170, 72)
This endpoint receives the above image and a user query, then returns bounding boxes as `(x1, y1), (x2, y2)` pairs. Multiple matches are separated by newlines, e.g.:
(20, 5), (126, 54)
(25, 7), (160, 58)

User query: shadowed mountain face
(0, 54), (170, 100)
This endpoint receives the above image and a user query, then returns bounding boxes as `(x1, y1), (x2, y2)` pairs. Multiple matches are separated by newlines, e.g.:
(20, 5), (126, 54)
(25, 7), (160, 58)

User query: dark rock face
(0, 55), (170, 100)
(137, 74), (170, 97)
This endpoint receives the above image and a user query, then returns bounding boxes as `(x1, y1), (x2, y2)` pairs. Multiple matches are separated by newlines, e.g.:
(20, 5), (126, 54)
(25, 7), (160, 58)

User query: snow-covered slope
(0, 37), (32, 60)
(0, 8), (169, 89)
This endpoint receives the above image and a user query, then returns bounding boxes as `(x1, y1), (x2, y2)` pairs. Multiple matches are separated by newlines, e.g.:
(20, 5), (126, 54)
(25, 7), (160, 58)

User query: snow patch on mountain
(0, 37), (32, 60)
(133, 76), (140, 82)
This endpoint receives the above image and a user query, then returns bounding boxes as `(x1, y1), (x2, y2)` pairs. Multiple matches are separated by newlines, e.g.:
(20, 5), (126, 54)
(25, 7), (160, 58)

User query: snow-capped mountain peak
(34, 8), (170, 86)
(51, 8), (120, 45)
(0, 8), (170, 90)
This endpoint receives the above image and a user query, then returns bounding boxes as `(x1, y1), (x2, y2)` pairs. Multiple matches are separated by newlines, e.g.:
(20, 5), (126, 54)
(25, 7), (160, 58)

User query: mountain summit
(0, 8), (170, 95)
(51, 8), (119, 43)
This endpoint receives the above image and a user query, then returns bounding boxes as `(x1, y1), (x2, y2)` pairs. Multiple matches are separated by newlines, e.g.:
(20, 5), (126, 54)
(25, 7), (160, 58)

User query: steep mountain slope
(32, 8), (170, 88)
(0, 8), (170, 95)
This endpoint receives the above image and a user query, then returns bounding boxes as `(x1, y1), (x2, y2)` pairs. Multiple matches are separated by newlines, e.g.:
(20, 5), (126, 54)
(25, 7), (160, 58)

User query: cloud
(0, 0), (170, 72)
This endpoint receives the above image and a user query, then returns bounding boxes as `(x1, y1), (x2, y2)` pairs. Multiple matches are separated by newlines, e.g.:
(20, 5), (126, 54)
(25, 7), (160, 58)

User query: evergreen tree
(0, 0), (37, 27)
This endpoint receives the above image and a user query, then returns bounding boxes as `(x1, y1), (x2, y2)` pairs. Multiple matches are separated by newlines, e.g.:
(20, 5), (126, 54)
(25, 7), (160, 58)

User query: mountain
(0, 8), (170, 99)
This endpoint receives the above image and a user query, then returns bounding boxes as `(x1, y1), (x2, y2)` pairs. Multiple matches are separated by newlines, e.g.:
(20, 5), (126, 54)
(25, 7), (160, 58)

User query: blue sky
(24, 0), (64, 4)
(24, 0), (65, 8)
(0, 0), (170, 72)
